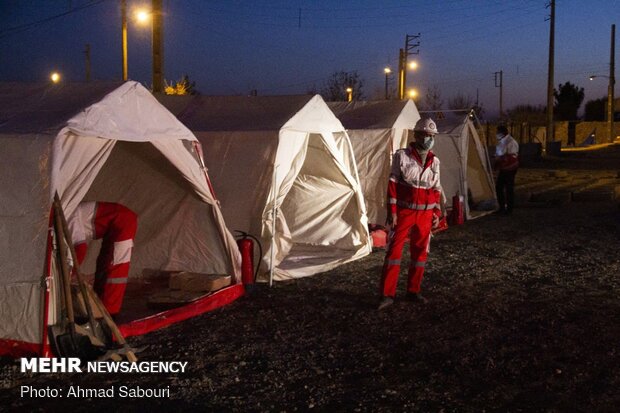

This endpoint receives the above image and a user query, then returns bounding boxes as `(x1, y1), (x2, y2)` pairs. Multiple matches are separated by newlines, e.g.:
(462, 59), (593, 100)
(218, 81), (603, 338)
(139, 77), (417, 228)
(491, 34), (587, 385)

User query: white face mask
(496, 133), (504, 141)
(419, 136), (434, 150)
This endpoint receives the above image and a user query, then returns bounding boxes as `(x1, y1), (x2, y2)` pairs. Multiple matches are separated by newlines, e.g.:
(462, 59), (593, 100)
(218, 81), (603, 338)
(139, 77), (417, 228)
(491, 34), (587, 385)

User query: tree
(320, 71), (365, 101)
(584, 97), (607, 121)
(505, 104), (546, 125)
(419, 85), (443, 110)
(447, 92), (473, 111)
(471, 102), (485, 120)
(553, 81), (584, 120)
(164, 74), (197, 96)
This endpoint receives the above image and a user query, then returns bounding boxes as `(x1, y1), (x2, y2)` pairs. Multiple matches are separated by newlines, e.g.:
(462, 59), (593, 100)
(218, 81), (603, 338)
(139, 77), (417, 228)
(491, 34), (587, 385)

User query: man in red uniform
(378, 117), (443, 310)
(68, 201), (137, 315)
(493, 124), (519, 215)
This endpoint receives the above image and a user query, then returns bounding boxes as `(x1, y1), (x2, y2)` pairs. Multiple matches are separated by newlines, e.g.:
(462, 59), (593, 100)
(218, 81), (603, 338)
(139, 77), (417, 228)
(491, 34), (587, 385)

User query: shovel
(49, 198), (103, 359)
(53, 194), (137, 362)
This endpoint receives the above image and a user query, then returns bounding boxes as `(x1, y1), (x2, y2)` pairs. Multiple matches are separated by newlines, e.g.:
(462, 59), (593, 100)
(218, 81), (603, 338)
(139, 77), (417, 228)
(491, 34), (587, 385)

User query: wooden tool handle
(52, 199), (75, 330)
(53, 193), (136, 362)
(53, 193), (97, 333)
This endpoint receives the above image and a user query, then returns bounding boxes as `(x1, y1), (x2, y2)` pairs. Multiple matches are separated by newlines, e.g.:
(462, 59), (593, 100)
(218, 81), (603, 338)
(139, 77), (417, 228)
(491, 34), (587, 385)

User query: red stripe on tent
(41, 209), (54, 357)
(193, 141), (218, 200)
(0, 339), (40, 357)
(118, 284), (245, 338)
(0, 285), (244, 357)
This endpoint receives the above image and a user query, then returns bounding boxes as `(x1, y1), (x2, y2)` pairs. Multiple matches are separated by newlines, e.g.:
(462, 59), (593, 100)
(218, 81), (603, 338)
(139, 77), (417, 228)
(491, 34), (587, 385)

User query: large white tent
(428, 112), (497, 219)
(0, 81), (241, 356)
(328, 100), (421, 224)
(160, 94), (372, 281)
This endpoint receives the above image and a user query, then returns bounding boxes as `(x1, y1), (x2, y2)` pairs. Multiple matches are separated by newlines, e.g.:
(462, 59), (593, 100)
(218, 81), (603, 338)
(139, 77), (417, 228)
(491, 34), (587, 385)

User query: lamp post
(121, 0), (127, 81)
(121, 2), (162, 92)
(407, 88), (418, 99)
(589, 74), (615, 143)
(346, 87), (353, 102)
(151, 0), (164, 93)
(50, 72), (61, 83)
(120, 2), (151, 81)
(589, 24), (615, 143)
(398, 33), (420, 99)
(384, 67), (391, 100)
(397, 56), (418, 100)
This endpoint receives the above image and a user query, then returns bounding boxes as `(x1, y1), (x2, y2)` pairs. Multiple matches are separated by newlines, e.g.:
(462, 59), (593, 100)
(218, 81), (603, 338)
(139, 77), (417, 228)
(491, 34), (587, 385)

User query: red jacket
(387, 144), (442, 217)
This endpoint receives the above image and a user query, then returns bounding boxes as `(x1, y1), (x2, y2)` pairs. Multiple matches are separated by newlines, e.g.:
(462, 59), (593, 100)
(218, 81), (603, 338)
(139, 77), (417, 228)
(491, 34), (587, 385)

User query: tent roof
(158, 94), (317, 131)
(0, 82), (123, 134)
(328, 100), (411, 129)
(0, 81), (196, 142)
(420, 110), (471, 134)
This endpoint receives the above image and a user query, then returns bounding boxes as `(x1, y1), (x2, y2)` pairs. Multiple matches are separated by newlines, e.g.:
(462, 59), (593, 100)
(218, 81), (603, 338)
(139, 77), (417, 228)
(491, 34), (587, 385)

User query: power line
(0, 0), (109, 40)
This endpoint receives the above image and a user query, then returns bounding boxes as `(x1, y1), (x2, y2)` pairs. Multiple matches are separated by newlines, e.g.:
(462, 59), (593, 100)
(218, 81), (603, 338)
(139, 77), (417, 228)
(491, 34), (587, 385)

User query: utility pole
(152, 0), (164, 93)
(398, 34), (420, 100)
(398, 49), (405, 100)
(384, 67), (392, 100)
(607, 24), (615, 142)
(545, 0), (555, 150)
(494, 70), (503, 119)
(121, 0), (128, 81)
(84, 44), (91, 82)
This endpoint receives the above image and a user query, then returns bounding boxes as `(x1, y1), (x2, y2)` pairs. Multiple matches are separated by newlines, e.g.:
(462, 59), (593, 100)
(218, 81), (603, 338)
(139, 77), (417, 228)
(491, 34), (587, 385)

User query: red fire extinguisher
(235, 231), (262, 285)
(450, 193), (465, 225)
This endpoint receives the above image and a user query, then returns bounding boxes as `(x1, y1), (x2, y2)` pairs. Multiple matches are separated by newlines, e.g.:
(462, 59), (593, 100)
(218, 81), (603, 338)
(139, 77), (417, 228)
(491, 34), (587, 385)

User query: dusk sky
(0, 0), (617, 118)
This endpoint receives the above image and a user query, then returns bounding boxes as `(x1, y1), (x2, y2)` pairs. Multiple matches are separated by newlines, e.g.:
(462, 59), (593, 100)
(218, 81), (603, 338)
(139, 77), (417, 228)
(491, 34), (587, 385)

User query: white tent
(160, 94), (372, 281)
(427, 112), (497, 219)
(328, 100), (421, 224)
(0, 81), (241, 356)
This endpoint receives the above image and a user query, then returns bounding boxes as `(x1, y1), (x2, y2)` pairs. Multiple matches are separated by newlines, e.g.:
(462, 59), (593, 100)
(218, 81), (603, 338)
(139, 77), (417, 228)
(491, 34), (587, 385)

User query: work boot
(377, 296), (394, 310)
(406, 292), (428, 304)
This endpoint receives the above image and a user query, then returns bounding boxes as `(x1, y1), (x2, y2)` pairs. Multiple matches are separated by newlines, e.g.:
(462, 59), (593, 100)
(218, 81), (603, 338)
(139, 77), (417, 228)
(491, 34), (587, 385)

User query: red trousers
(74, 202), (137, 315)
(380, 208), (433, 297)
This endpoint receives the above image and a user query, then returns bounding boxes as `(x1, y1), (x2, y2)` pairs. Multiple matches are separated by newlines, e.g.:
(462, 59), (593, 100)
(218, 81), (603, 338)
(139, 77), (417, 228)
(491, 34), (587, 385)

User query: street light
(589, 73), (615, 142)
(50, 72), (61, 83)
(121, 0), (151, 81)
(346, 87), (353, 102)
(398, 57), (419, 100)
(407, 88), (418, 99)
(384, 67), (392, 100)
(136, 9), (150, 24)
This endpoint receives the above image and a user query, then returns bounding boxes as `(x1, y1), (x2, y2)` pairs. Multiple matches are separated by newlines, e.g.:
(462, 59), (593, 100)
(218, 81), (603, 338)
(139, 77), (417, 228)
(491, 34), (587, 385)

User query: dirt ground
(1, 145), (620, 412)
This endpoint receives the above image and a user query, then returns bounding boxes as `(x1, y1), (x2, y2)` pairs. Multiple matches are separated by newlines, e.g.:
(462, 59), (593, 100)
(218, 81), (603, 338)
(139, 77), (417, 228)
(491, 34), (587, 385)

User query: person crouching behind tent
(67, 201), (138, 316)
(493, 125), (519, 215)
(378, 117), (443, 310)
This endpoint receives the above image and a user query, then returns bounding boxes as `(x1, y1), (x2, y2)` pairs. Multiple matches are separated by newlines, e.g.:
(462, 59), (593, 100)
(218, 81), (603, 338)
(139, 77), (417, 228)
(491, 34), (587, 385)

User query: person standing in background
(494, 125), (519, 215)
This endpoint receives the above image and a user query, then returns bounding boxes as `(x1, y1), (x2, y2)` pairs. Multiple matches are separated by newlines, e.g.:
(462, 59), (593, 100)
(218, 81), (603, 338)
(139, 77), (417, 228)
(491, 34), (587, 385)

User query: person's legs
(505, 170), (517, 213)
(380, 209), (414, 298)
(93, 202), (137, 315)
(407, 211), (432, 294)
(495, 172), (507, 211)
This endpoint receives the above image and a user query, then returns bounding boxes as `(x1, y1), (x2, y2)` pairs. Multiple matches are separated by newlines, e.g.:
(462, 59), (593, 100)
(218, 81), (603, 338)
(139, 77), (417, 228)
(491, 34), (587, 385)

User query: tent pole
(193, 142), (217, 199)
(269, 166), (278, 287)
(472, 112), (497, 190)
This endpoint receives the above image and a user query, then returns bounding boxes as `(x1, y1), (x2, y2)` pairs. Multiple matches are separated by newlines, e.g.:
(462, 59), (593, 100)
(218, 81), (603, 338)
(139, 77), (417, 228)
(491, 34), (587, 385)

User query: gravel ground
(1, 146), (620, 412)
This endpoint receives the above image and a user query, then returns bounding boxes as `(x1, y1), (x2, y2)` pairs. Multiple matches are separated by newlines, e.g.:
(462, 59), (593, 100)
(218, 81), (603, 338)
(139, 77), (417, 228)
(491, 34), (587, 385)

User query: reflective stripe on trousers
(380, 208), (433, 297)
(76, 202), (137, 315)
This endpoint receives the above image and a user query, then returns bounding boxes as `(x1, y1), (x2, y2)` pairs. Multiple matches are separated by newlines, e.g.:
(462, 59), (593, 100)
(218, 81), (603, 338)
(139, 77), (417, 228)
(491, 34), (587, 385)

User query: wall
(485, 121), (618, 147)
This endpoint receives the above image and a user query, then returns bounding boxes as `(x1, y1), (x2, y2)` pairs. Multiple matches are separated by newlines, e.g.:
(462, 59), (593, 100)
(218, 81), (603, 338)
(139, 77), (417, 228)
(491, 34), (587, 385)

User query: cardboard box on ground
(146, 272), (231, 310)
(169, 272), (231, 292)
